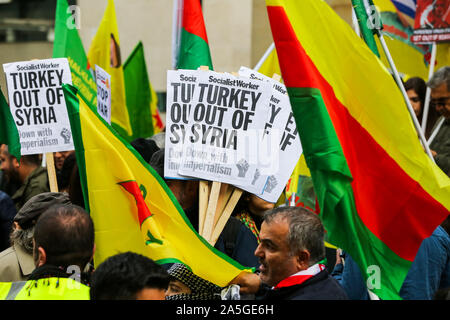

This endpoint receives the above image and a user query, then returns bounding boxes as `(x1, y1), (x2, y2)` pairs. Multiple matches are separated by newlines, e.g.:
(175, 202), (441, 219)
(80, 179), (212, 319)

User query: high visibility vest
(0, 277), (90, 300)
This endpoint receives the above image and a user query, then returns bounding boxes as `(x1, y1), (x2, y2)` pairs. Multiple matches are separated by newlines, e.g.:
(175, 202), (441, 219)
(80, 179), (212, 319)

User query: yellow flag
(62, 84), (251, 287)
(87, 0), (132, 137)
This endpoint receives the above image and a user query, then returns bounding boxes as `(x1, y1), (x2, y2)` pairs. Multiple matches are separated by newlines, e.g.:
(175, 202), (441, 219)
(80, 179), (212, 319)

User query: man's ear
(12, 157), (20, 169)
(297, 250), (311, 270)
(37, 247), (47, 267)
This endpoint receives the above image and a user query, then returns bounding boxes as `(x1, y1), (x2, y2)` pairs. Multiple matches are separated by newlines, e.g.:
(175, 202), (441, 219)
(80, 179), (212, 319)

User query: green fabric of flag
(53, 0), (97, 111)
(123, 42), (154, 140)
(176, 0), (213, 70)
(0, 90), (21, 161)
(351, 0), (381, 57)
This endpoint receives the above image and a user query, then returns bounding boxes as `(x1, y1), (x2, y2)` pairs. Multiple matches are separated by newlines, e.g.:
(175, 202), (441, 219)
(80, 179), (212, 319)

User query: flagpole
(378, 34), (435, 162)
(421, 42), (437, 135)
(253, 43), (275, 71)
(172, 0), (183, 69)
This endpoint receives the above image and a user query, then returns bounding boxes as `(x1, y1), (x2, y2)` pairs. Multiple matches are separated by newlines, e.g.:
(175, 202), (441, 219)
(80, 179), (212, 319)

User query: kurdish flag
(266, 0), (450, 300)
(0, 89), (20, 161)
(176, 0), (213, 70)
(87, 0), (132, 139)
(62, 84), (250, 286)
(123, 42), (163, 140)
(53, 0), (97, 110)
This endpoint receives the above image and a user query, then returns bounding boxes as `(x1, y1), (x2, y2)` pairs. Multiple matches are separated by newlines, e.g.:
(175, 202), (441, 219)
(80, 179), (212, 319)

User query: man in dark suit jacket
(245, 206), (348, 300)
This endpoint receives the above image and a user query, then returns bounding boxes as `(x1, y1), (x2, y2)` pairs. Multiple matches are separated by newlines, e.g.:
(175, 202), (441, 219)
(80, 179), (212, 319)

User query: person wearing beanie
(0, 192), (71, 282)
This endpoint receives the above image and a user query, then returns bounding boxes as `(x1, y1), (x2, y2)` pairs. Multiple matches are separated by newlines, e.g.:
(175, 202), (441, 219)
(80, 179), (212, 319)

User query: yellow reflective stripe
(0, 282), (13, 300)
(14, 278), (89, 300)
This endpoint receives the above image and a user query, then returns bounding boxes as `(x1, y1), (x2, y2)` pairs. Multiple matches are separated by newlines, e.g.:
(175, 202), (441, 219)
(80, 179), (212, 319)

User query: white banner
(3, 58), (74, 155)
(237, 66), (302, 203)
(95, 65), (111, 125)
(165, 69), (199, 179)
(178, 70), (272, 185)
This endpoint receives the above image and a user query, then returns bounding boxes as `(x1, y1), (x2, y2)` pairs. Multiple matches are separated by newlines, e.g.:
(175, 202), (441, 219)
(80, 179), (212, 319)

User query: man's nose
(254, 243), (263, 258)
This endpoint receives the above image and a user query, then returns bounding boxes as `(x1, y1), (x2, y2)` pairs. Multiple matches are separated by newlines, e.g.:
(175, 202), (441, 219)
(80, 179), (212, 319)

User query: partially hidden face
(407, 89), (422, 117)
(431, 83), (450, 119)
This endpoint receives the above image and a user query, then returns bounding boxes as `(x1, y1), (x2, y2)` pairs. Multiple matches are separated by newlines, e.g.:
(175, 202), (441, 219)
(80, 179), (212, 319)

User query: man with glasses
(428, 66), (450, 176)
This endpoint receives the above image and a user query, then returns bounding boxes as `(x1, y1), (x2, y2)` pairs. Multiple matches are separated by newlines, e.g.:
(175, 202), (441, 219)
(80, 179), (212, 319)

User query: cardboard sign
(2, 58), (74, 155)
(412, 0), (450, 43)
(237, 67), (302, 203)
(95, 65), (111, 125)
(165, 69), (199, 179)
(178, 70), (272, 185)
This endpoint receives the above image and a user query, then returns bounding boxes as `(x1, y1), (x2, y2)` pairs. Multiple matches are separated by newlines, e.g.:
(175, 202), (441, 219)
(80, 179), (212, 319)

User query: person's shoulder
(0, 246), (17, 261)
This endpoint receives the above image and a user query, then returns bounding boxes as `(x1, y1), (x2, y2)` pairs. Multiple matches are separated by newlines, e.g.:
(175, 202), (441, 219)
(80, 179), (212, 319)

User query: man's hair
(264, 206), (325, 265)
(33, 204), (94, 269)
(90, 251), (170, 300)
(427, 66), (450, 90)
(1, 145), (41, 166)
(9, 227), (34, 254)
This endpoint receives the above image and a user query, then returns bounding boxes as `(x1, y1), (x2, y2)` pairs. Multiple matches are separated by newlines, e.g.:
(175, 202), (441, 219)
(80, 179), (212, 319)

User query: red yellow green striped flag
(266, 0), (450, 300)
(62, 84), (251, 286)
(176, 0), (213, 70)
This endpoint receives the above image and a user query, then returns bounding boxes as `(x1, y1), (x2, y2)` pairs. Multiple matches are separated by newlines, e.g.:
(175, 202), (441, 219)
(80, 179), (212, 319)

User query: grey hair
(427, 66), (450, 90)
(9, 226), (35, 254)
(264, 207), (325, 265)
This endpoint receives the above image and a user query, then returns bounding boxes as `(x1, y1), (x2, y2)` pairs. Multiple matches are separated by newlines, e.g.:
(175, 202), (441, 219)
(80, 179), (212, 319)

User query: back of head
(14, 192), (71, 230)
(90, 251), (170, 300)
(264, 206), (325, 265)
(149, 148), (165, 179)
(11, 192), (71, 254)
(131, 138), (160, 163)
(33, 204), (94, 270)
(427, 66), (450, 90)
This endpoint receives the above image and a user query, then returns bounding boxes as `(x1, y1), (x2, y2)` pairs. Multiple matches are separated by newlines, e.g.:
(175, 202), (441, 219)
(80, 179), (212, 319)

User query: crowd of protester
(0, 67), (449, 300)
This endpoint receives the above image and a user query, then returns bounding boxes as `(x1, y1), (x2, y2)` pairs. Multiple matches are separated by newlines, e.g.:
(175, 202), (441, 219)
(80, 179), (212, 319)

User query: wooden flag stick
(45, 152), (59, 192)
(212, 183), (233, 227)
(198, 180), (210, 235)
(210, 187), (243, 246)
(202, 181), (222, 242)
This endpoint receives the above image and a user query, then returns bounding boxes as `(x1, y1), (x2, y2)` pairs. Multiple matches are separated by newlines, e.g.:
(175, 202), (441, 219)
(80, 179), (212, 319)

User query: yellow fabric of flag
(62, 84), (251, 287)
(87, 0), (132, 137)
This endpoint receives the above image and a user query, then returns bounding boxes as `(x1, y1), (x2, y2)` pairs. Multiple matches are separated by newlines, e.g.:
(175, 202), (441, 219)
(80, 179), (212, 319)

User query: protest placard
(165, 69), (199, 179)
(95, 65), (112, 125)
(412, 0), (450, 43)
(2, 58), (73, 155)
(237, 66), (302, 203)
(178, 69), (272, 186)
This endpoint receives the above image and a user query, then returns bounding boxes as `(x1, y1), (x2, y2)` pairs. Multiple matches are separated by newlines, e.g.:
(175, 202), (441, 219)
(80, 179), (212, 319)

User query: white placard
(237, 66), (302, 203)
(178, 70), (272, 185)
(95, 65), (111, 125)
(165, 69), (199, 180)
(2, 58), (74, 155)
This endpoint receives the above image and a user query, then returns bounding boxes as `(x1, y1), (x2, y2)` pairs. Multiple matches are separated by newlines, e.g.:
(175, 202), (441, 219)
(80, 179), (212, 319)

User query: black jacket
(258, 270), (349, 300)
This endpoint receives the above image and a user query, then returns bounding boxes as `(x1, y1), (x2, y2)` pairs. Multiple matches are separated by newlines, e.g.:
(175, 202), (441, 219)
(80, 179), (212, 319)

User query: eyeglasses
(430, 96), (450, 108)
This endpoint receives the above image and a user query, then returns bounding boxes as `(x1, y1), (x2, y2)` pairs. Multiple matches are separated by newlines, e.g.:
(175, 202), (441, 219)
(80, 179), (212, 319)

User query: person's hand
(335, 249), (342, 266)
(431, 149), (437, 157)
(230, 271), (261, 295)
